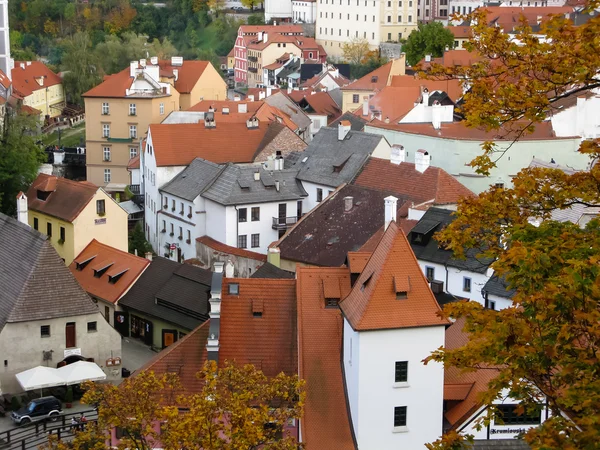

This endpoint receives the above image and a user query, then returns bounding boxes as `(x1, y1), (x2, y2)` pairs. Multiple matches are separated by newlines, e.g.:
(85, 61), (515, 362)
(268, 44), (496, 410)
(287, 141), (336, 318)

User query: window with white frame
(102, 102), (109, 115)
(160, 103), (164, 115)
(129, 125), (137, 139)
(103, 147), (111, 161)
(129, 103), (137, 116)
(130, 147), (137, 159)
(104, 169), (111, 183)
(103, 124), (110, 138)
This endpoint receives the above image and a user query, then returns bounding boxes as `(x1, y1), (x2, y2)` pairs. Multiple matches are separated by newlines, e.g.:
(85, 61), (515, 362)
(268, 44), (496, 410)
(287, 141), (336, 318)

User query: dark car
(11, 396), (62, 425)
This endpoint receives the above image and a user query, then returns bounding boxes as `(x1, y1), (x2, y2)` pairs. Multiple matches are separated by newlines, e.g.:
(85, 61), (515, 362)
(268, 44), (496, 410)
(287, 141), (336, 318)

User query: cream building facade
(315, 0), (418, 58)
(11, 61), (65, 119)
(84, 57), (226, 189)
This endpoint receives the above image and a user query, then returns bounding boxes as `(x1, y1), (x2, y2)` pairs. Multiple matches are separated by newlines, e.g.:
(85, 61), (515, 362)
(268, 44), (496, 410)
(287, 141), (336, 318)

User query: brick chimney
(206, 262), (224, 362)
(16, 192), (28, 226)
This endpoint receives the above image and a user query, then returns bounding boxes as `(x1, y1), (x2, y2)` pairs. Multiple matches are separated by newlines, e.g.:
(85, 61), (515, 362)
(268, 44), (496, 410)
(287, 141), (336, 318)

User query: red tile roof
(444, 383), (474, 401)
(254, 102), (299, 131)
(444, 317), (499, 428)
(296, 266), (356, 450)
(340, 221), (450, 331)
(346, 251), (371, 274)
(26, 174), (99, 222)
(196, 236), (267, 262)
(418, 49), (482, 69)
(353, 157), (475, 205)
(239, 25), (305, 35)
(157, 60), (210, 94)
(447, 26), (473, 39)
(188, 99), (264, 112)
(11, 61), (62, 98)
(83, 69), (137, 98)
(342, 60), (395, 91)
(389, 75), (464, 103)
(298, 91), (342, 123)
(127, 154), (140, 170)
(220, 278), (297, 377)
(69, 239), (150, 304)
(148, 121), (274, 167)
(135, 321), (210, 398)
(482, 6), (574, 32)
(368, 119), (576, 141)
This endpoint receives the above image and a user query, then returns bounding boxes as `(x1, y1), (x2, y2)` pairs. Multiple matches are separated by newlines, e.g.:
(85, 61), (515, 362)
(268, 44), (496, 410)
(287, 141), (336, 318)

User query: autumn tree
(342, 37), (370, 66)
(403, 21), (454, 66)
(422, 4), (600, 449)
(45, 362), (304, 450)
(0, 112), (46, 216)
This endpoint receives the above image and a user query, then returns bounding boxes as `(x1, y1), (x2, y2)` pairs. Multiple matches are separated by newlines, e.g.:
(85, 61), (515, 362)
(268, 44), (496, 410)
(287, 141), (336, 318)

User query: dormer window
(394, 275), (410, 300)
(75, 255), (96, 271)
(360, 273), (373, 292)
(36, 190), (50, 201)
(325, 298), (339, 308)
(93, 263), (113, 278)
(108, 269), (128, 284)
(371, 76), (378, 83)
(229, 283), (239, 295)
(252, 299), (263, 317)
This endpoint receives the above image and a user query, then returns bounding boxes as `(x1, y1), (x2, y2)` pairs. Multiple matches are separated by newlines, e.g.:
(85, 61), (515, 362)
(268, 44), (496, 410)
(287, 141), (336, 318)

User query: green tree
(247, 13), (265, 25)
(128, 222), (153, 257)
(61, 32), (102, 105)
(403, 21), (454, 66)
(342, 37), (370, 66)
(423, 4), (600, 449)
(241, 0), (262, 11)
(0, 112), (45, 216)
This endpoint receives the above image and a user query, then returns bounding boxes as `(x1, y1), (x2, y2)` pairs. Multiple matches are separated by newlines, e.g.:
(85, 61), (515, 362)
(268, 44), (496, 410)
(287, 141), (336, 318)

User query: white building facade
(549, 92), (600, 139)
(293, 0), (317, 23)
(265, 0), (293, 21)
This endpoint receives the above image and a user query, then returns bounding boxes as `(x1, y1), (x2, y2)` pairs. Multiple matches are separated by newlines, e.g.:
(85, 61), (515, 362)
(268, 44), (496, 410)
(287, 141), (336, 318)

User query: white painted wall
(348, 325), (446, 449)
(265, 0), (293, 20)
(550, 94), (600, 139)
(293, 0), (317, 23)
(371, 137), (392, 159)
(343, 318), (361, 435)
(300, 180), (335, 212)
(400, 102), (454, 125)
(308, 113), (328, 137)
(365, 124), (585, 193)
(449, 0), (482, 21)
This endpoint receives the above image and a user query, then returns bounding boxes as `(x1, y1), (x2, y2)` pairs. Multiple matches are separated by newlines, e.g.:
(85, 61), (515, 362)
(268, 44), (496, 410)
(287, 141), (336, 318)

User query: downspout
(444, 262), (449, 294)
(234, 205), (239, 249)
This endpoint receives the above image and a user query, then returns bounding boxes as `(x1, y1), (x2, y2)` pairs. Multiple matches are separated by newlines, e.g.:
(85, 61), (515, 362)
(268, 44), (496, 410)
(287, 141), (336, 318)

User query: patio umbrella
(16, 366), (65, 392)
(56, 361), (106, 385)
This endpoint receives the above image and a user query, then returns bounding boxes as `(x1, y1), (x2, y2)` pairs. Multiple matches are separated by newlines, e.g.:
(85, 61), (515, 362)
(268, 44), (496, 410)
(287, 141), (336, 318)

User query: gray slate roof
(202, 165), (307, 206)
(250, 262), (295, 279)
(293, 127), (386, 187)
(330, 112), (367, 131)
(0, 213), (98, 331)
(409, 208), (492, 274)
(118, 257), (212, 330)
(264, 92), (312, 131)
(160, 158), (224, 201)
(483, 275), (516, 299)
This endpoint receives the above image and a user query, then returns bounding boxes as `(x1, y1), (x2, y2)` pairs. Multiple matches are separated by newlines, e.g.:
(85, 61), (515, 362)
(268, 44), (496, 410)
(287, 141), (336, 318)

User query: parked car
(11, 396), (63, 425)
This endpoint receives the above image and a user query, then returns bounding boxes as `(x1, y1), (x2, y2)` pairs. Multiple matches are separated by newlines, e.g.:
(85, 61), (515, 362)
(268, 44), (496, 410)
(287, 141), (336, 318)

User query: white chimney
(150, 56), (158, 65)
(248, 94), (255, 102)
(390, 145), (405, 165)
(16, 192), (28, 225)
(266, 87), (272, 97)
(258, 31), (264, 41)
(140, 58), (146, 67)
(384, 196), (398, 229)
(259, 91), (266, 100)
(275, 180), (280, 192)
(264, 32), (268, 43)
(344, 196), (353, 212)
(422, 87), (430, 106)
(415, 150), (431, 173)
(234, 95), (241, 102)
(362, 99), (369, 116)
(20, 62), (25, 70)
(432, 103), (442, 130)
(130, 61), (138, 77)
(214, 261), (224, 273)
(254, 170), (261, 181)
(171, 56), (183, 66)
(225, 260), (235, 278)
(238, 103), (248, 113)
(222, 107), (230, 115)
(173, 69), (179, 81)
(287, 86), (292, 94)
(425, 54), (432, 62)
(338, 121), (351, 141)
(145, 252), (153, 261)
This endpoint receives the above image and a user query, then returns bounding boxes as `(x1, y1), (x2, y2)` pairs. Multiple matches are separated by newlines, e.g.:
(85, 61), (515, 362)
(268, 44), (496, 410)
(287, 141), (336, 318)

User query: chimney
(248, 94), (255, 102)
(140, 58), (146, 67)
(384, 196), (398, 229)
(287, 86), (292, 94)
(258, 31), (264, 41)
(173, 69), (179, 81)
(20, 62), (25, 70)
(425, 54), (431, 62)
(206, 263), (224, 362)
(390, 144), (405, 165)
(145, 252), (153, 261)
(234, 94), (241, 102)
(275, 150), (283, 170)
(264, 32), (268, 43)
(150, 56), (158, 65)
(246, 116), (259, 129)
(171, 56), (183, 66)
(254, 170), (261, 181)
(344, 196), (353, 212)
(415, 150), (431, 173)
(362, 99), (369, 116)
(259, 91), (266, 100)
(130, 61), (138, 77)
(338, 121), (351, 141)
(222, 107), (230, 115)
(205, 112), (216, 128)
(266, 87), (272, 97)
(225, 260), (235, 277)
(422, 87), (430, 106)
(275, 180), (280, 192)
(432, 103), (442, 130)
(16, 192), (28, 226)
(238, 103), (248, 113)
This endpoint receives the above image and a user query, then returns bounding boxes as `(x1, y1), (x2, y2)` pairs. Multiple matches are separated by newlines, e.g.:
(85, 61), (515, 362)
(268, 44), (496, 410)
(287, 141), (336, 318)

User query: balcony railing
(248, 56), (258, 62)
(248, 67), (258, 73)
(272, 216), (298, 230)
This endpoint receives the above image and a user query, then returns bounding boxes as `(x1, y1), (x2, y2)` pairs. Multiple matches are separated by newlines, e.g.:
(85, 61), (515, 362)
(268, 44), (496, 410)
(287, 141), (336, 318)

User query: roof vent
(222, 107), (230, 115)
(171, 56), (184, 66)
(344, 196), (353, 212)
(238, 103), (248, 113)
(393, 275), (410, 300)
(246, 116), (259, 129)
(205, 112), (216, 128)
(254, 170), (261, 181)
(150, 56), (158, 65)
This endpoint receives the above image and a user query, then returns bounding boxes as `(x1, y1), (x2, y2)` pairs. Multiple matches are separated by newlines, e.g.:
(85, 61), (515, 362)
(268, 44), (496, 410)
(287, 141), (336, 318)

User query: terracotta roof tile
(340, 221), (450, 331)
(254, 102), (299, 131)
(447, 26), (473, 39)
(83, 69), (138, 98)
(444, 317), (499, 428)
(188, 99), (263, 114)
(196, 236), (267, 261)
(444, 383), (474, 400)
(127, 154), (140, 170)
(389, 75), (464, 103)
(300, 92), (342, 123)
(368, 119), (575, 140)
(418, 49), (482, 69)
(296, 266), (356, 450)
(220, 278), (297, 377)
(149, 121), (275, 167)
(482, 6), (574, 33)
(11, 62), (62, 98)
(353, 157), (475, 205)
(239, 25), (304, 34)
(69, 239), (150, 304)
(346, 251), (371, 274)
(26, 174), (98, 222)
(342, 61), (394, 91)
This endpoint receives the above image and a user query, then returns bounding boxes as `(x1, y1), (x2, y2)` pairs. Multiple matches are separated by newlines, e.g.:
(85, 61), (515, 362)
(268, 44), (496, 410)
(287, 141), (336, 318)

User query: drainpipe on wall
(234, 205), (239, 249)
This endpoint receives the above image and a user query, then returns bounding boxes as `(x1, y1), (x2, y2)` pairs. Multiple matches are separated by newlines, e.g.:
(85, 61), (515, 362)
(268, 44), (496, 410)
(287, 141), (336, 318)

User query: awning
(16, 366), (65, 391)
(56, 361), (107, 385)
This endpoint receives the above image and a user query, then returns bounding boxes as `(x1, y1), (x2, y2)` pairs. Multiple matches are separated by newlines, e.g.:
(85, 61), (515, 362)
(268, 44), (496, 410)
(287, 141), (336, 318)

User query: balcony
(248, 56), (258, 62)
(248, 67), (258, 74)
(272, 216), (298, 230)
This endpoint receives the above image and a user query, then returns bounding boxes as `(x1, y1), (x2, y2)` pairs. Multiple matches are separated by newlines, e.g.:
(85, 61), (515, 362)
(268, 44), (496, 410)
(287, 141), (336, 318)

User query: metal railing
(0, 409), (98, 450)
(272, 216), (299, 230)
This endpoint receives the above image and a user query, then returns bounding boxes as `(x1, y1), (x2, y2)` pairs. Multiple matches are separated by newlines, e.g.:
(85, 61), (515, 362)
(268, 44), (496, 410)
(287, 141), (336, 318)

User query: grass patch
(42, 123), (86, 148)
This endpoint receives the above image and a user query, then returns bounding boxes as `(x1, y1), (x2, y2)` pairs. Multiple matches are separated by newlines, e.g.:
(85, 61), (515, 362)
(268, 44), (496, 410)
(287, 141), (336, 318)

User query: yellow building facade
(12, 61), (65, 119)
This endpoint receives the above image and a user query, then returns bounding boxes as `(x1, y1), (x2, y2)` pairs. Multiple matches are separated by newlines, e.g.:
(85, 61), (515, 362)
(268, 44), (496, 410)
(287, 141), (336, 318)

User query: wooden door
(65, 322), (76, 348)
(162, 330), (177, 348)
